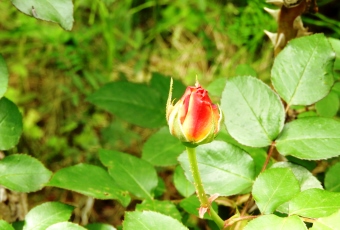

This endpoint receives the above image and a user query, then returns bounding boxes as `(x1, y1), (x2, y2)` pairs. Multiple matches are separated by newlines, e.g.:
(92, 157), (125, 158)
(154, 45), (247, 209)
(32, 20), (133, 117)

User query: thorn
(293, 16), (308, 32)
(293, 17), (312, 37)
(208, 193), (220, 203)
(199, 206), (208, 219)
(264, 30), (277, 46)
(293, 16), (304, 30)
(266, 0), (284, 7)
(264, 7), (280, 21)
(296, 28), (312, 37)
(275, 33), (286, 49)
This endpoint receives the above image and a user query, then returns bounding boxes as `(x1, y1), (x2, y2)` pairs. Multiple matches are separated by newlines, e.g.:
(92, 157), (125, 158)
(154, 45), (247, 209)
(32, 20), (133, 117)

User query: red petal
(182, 89), (215, 142)
(179, 86), (196, 124)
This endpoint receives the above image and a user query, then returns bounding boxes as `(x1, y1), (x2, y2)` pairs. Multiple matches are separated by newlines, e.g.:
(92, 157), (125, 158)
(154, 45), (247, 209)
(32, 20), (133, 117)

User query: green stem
(186, 146), (224, 229)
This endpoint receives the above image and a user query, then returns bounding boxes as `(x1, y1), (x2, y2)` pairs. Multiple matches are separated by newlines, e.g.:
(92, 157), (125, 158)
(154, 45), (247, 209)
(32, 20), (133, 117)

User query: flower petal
(182, 90), (215, 142)
(211, 104), (221, 133)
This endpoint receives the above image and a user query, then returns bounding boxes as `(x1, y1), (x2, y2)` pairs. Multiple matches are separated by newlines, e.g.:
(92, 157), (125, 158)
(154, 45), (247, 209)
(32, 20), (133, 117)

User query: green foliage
(245, 215), (307, 230)
(99, 149), (158, 200)
(0, 220), (14, 230)
(11, 0), (74, 30)
(178, 141), (255, 196)
(325, 162), (340, 192)
(86, 223), (116, 230)
(179, 195), (218, 220)
(23, 202), (74, 230)
(0, 55), (8, 98)
(47, 163), (130, 206)
(316, 91), (339, 117)
(289, 189), (340, 218)
(271, 162), (322, 191)
(0, 154), (52, 192)
(46, 222), (86, 230)
(136, 200), (182, 221)
(221, 76), (285, 147)
(173, 165), (195, 197)
(87, 74), (185, 128)
(271, 34), (335, 106)
(142, 127), (185, 166)
(252, 168), (300, 214)
(276, 117), (340, 160)
(310, 210), (340, 230)
(0, 98), (23, 150)
(87, 81), (166, 128)
(329, 38), (340, 80)
(123, 211), (188, 230)
(1, 1), (340, 230)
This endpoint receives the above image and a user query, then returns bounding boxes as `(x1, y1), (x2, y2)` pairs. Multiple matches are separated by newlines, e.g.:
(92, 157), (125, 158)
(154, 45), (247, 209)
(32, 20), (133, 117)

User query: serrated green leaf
(46, 222), (86, 230)
(325, 162), (340, 192)
(142, 127), (185, 166)
(271, 162), (322, 191)
(252, 168), (300, 214)
(86, 223), (116, 230)
(316, 91), (339, 117)
(99, 150), (158, 200)
(47, 164), (130, 206)
(178, 141), (255, 196)
(310, 209), (340, 230)
(0, 97), (23, 150)
(276, 117), (340, 160)
(173, 165), (195, 197)
(11, 0), (74, 30)
(244, 215), (307, 230)
(0, 220), (14, 230)
(179, 195), (218, 220)
(0, 55), (9, 98)
(23, 202), (74, 230)
(271, 162), (322, 214)
(221, 76), (285, 147)
(217, 128), (270, 176)
(87, 81), (165, 128)
(289, 188), (340, 218)
(136, 200), (182, 221)
(272, 34), (335, 106)
(123, 211), (188, 230)
(0, 154), (52, 193)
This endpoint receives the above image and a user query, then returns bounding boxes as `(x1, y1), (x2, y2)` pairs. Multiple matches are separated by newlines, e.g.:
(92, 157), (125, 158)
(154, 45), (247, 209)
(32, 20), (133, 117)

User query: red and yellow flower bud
(166, 79), (221, 146)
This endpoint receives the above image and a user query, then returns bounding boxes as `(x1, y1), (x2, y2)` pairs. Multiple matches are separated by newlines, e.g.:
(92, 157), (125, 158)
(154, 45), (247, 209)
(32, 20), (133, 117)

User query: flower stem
(260, 142), (276, 173)
(186, 146), (224, 229)
(237, 142), (276, 224)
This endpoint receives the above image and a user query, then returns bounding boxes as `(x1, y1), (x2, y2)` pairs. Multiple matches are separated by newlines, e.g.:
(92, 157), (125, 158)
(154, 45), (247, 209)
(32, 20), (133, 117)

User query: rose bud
(166, 78), (222, 146)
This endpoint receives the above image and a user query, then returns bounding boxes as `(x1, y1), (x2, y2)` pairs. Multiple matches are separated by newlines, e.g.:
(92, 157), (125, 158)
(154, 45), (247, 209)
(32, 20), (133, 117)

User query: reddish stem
(228, 142), (276, 228)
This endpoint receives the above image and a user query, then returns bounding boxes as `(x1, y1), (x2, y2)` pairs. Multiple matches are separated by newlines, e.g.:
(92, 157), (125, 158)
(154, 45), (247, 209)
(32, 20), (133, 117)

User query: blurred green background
(1, 0), (339, 225)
